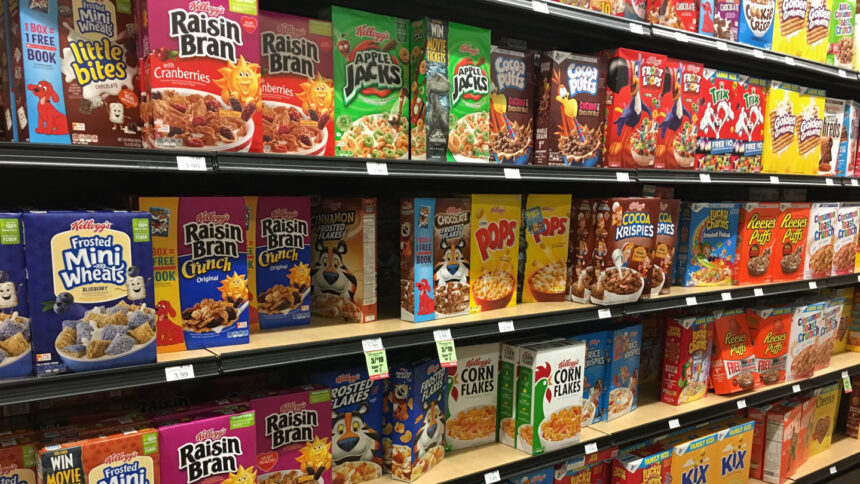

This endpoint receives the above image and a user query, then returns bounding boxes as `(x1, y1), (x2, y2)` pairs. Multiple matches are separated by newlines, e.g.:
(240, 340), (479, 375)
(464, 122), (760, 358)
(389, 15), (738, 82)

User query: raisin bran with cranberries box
(0, 213), (31, 380)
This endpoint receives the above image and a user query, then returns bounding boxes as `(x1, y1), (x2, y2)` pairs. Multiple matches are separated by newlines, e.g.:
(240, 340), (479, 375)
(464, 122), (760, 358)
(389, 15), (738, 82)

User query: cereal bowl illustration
(472, 269), (515, 310)
(446, 404), (496, 450)
(262, 100), (329, 155)
(608, 388), (634, 419)
(537, 406), (582, 452)
(182, 273), (250, 334)
(336, 112), (408, 159)
(592, 267), (645, 305)
(498, 417), (516, 446)
(743, 0), (775, 38)
(0, 313), (31, 376)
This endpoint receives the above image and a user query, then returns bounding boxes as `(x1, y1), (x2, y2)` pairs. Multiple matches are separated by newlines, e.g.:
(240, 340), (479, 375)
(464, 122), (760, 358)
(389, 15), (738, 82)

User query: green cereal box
(409, 18), (449, 161)
(446, 23), (491, 162)
(828, 0), (856, 67)
(332, 6), (410, 159)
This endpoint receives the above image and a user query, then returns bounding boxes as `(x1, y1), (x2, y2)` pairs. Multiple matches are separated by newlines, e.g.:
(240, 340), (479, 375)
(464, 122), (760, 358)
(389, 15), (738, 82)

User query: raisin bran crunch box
(470, 195), (520, 313)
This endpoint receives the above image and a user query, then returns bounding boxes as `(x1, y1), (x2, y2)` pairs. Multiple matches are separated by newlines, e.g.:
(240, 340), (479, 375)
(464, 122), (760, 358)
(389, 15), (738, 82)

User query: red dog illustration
(27, 81), (68, 135)
(155, 300), (183, 346)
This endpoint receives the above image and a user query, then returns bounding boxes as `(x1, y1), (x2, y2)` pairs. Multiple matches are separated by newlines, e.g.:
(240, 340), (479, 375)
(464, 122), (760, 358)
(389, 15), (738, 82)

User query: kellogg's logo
(494, 56), (526, 92)
(71, 218), (112, 232)
(354, 24), (390, 43)
(566, 63), (598, 96)
(335, 372), (360, 384)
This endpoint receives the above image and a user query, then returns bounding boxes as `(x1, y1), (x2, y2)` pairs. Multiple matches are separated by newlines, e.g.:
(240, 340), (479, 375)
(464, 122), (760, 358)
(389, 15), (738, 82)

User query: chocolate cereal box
(661, 313), (714, 405)
(470, 195), (520, 313)
(772, 202), (810, 282)
(806, 0), (833, 62)
(803, 202), (837, 279)
(567, 199), (597, 303)
(833, 203), (859, 275)
(332, 6), (408, 159)
(828, 0), (856, 67)
(762, 81), (802, 174)
(409, 18), (447, 161)
(820, 98), (845, 176)
(568, 331), (609, 426)
(647, 0), (699, 31)
(696, 69), (740, 172)
(520, 194), (571, 303)
(735, 75), (768, 173)
(606, 324), (641, 420)
(445, 343), (499, 452)
(24, 211), (155, 375)
(446, 22), (490, 163)
(796, 87), (826, 175)
(0, 434), (37, 484)
(656, 59), (701, 170)
(490, 47), (536, 164)
(773, 0), (809, 57)
(311, 197), (377, 323)
(0, 214), (30, 380)
(432, 198), (471, 319)
(139, 0), (262, 151)
(652, 199), (680, 296)
(700, 0), (741, 40)
(675, 202), (740, 287)
(260, 12), (334, 156)
(250, 385), (333, 484)
(739, 0), (776, 48)
(734, 202), (780, 285)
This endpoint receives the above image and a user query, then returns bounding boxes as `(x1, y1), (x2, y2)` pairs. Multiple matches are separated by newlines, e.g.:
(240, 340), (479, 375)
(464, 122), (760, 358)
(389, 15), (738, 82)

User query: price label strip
(165, 364), (195, 382)
(434, 329), (457, 368)
(498, 320), (515, 333)
(363, 338), (389, 380)
(485, 470), (501, 484)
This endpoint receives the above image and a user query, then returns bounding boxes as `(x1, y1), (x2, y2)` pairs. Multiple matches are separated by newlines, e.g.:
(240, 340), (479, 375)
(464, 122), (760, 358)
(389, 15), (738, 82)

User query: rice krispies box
(734, 202), (780, 285)
(747, 304), (791, 386)
(833, 203), (859, 275)
(446, 22), (490, 163)
(249, 385), (333, 484)
(656, 59), (701, 170)
(696, 69), (740, 172)
(138, 0), (262, 152)
(24, 211), (155, 375)
(445, 343), (499, 452)
(490, 47), (536, 165)
(0, 214), (30, 380)
(820, 98), (845, 176)
(311, 197), (377, 323)
(568, 331), (609, 427)
(828, 0), (856, 67)
(470, 195), (520, 313)
(711, 308), (758, 394)
(735, 75), (768, 173)
(738, 0), (775, 49)
(0, 434), (37, 484)
(700, 0), (740, 40)
(662, 313), (714, 405)
(259, 12), (334, 156)
(675, 202), (740, 287)
(520, 194), (571, 303)
(804, 202), (837, 279)
(606, 324), (641, 420)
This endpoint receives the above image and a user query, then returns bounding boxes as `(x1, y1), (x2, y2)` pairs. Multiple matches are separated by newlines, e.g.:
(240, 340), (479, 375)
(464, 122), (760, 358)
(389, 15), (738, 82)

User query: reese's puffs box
(38, 429), (160, 484)
(470, 195), (521, 313)
(734, 203), (780, 285)
(771, 202), (811, 282)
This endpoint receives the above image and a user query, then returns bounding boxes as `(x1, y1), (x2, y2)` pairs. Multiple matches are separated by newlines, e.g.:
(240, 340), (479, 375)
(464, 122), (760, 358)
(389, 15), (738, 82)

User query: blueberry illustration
(56, 292), (74, 304)
(0, 270), (8, 283)
(128, 266), (140, 278)
(53, 301), (70, 314)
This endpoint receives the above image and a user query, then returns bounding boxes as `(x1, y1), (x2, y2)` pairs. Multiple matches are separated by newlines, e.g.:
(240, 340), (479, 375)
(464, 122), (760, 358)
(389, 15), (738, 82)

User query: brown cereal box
(804, 203), (838, 279)
(490, 46), (537, 164)
(519, 194), (571, 303)
(734, 202), (780, 285)
(311, 197), (377, 323)
(747, 304), (792, 386)
(661, 313), (714, 405)
(470, 195), (520, 313)
(710, 308), (758, 394)
(833, 202), (859, 275)
(432, 198), (471, 318)
(652, 199), (680, 296)
(763, 403), (802, 483)
(648, 0), (700, 31)
(567, 199), (596, 303)
(819, 98), (845, 176)
(772, 202), (810, 282)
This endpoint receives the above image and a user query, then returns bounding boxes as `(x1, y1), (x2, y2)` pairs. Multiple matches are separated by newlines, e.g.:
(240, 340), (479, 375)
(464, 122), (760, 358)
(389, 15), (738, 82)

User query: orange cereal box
(0, 434), (37, 484)
(772, 202), (811, 282)
(711, 308), (758, 394)
(470, 195), (521, 313)
(763, 403), (802, 483)
(519, 195), (571, 303)
(747, 304), (792, 387)
(734, 202), (780, 285)
(661, 313), (714, 405)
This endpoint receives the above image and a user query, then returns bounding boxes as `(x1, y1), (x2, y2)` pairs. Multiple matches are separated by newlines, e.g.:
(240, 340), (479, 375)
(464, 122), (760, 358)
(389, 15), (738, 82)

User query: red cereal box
(647, 0), (700, 31)
(771, 203), (811, 282)
(710, 308), (758, 394)
(662, 313), (714, 405)
(696, 69), (741, 171)
(655, 59), (702, 170)
(259, 12), (334, 156)
(734, 202), (780, 285)
(735, 76), (768, 173)
(748, 403), (776, 480)
(763, 403), (802, 484)
(747, 304), (792, 387)
(611, 443), (672, 484)
(0, 434), (37, 484)
(787, 395), (816, 468)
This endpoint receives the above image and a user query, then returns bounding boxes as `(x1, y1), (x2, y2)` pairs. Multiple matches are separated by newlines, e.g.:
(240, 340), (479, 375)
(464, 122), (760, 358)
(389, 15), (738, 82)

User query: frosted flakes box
(0, 213), (31, 380)
(662, 313), (714, 405)
(806, 0), (833, 62)
(470, 195), (520, 313)
(0, 434), (37, 484)
(520, 195), (571, 303)
(311, 197), (377, 323)
(762, 81), (802, 174)
(568, 331), (609, 426)
(656, 59), (701, 170)
(796, 87), (826, 175)
(833, 202), (859, 275)
(735, 75), (768, 173)
(138, 0), (262, 151)
(710, 308), (758, 394)
(738, 0), (776, 48)
(696, 69), (740, 172)
(820, 98), (845, 176)
(249, 385), (333, 484)
(446, 22), (490, 163)
(747, 304), (792, 386)
(828, 0), (856, 67)
(259, 12), (334, 155)
(803, 202), (837, 279)
(675, 202), (740, 287)
(38, 428), (159, 484)
(24, 211), (155, 375)
(734, 202), (780, 285)
(247, 196), (311, 331)
(652, 199), (680, 296)
(606, 324), (641, 420)
(772, 202), (810, 282)
(490, 47), (536, 165)
(837, 100), (860, 177)
(445, 343), (498, 451)
(700, 0), (741, 39)
(773, 0), (809, 57)
(432, 198), (471, 319)
(332, 6), (408, 159)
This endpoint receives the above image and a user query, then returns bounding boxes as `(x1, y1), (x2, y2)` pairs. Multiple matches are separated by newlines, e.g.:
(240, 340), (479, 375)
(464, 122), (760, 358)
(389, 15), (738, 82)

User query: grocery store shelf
(636, 169), (851, 187)
(790, 436), (860, 483)
(0, 143), (216, 172)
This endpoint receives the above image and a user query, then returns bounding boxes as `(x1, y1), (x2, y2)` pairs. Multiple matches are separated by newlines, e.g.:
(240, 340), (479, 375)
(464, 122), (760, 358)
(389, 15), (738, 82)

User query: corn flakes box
(662, 313), (714, 405)
(806, 0), (833, 61)
(519, 195), (570, 303)
(568, 331), (609, 426)
(734, 202), (780, 285)
(432, 198), (471, 319)
(446, 22), (490, 163)
(833, 202), (859, 275)
(796, 87), (826, 175)
(675, 202), (740, 287)
(311, 197), (377, 323)
(747, 304), (792, 386)
(809, 382), (841, 455)
(383, 357), (447, 482)
(38, 428), (159, 484)
(771, 202), (810, 282)
(408, 18), (447, 161)
(820, 98), (845, 176)
(332, 6), (408, 159)
(738, 0), (776, 48)
(804, 202), (838, 279)
(837, 101), (859, 177)
(249, 385), (332, 484)
(605, 324), (641, 420)
(24, 211), (155, 375)
(259, 12), (334, 156)
(711, 308), (758, 394)
(0, 434), (37, 484)
(828, 0), (856, 67)
(516, 341), (585, 455)
(0, 214), (30, 380)
(762, 81), (802, 174)
(700, 0), (741, 39)
(310, 368), (383, 483)
(656, 59), (701, 170)
(787, 301), (825, 381)
(696, 69), (740, 172)
(735, 75), (768, 173)
(490, 47), (537, 165)
(822, 286), (853, 353)
(773, 0), (809, 57)
(470, 195), (520, 313)
(445, 343), (499, 452)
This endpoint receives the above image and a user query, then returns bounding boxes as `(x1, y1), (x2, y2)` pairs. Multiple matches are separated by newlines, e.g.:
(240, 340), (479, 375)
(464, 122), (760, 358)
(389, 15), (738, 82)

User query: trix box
(0, 213), (31, 380)
(735, 75), (768, 173)
(249, 385), (333, 484)
(696, 69), (740, 172)
(24, 211), (155, 375)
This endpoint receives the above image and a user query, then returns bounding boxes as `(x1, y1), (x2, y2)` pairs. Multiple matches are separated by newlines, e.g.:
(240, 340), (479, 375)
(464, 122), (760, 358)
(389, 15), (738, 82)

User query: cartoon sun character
(220, 465), (256, 484)
(213, 56), (261, 109)
(288, 262), (311, 290)
(296, 436), (332, 480)
(218, 272), (249, 306)
(297, 73), (333, 118)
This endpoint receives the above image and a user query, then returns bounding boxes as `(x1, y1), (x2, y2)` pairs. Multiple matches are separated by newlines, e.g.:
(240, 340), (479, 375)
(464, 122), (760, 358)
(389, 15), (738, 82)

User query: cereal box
(0, 434), (37, 484)
(639, 314), (664, 386)
(734, 202), (780, 285)
(400, 198), (437, 323)
(311, 197), (377, 323)
(771, 202), (810, 282)
(700, 0), (741, 39)
(848, 375), (860, 438)
(664, 429), (719, 484)
(139, 0), (262, 151)
(591, 198), (659, 305)
(837, 100), (860, 177)
(820, 98), (845, 176)
(656, 59), (701, 170)
(38, 429), (159, 484)
(446, 22), (490, 163)
(849, 289), (860, 350)
(445, 343), (498, 451)
(814, 297), (844, 370)
(490, 47), (536, 165)
(796, 87), (826, 175)
(611, 444), (672, 484)
(807, 0), (833, 61)
(408, 18), (447, 161)
(804, 202), (838, 279)
(249, 385), (332, 484)
(647, 0), (699, 31)
(259, 12), (334, 156)
(662, 313), (714, 405)
(747, 304), (792, 386)
(470, 195), (520, 313)
(749, 403), (776, 479)
(383, 358), (447, 482)
(568, 331), (609, 426)
(762, 81), (802, 174)
(713, 418), (755, 482)
(833, 203), (859, 275)
(735, 75), (768, 173)
(623, 0), (649, 21)
(24, 211), (155, 375)
(310, 367), (383, 483)
(332, 6), (408, 159)
(738, 0), (776, 48)
(809, 382), (841, 455)
(710, 308), (758, 394)
(432, 198), (471, 319)
(0, 3), (15, 142)
(651, 200), (680, 296)
(158, 406), (256, 484)
(520, 195), (571, 303)
(763, 403), (802, 483)
(507, 467), (554, 484)
(787, 301), (825, 381)
(568, 199), (596, 303)
(828, 0), (856, 66)
(789, 396), (814, 467)
(675, 202), (740, 287)
(516, 341), (585, 455)
(822, 286), (853, 353)
(696, 69), (740, 172)
(0, 214), (30, 380)
(773, 0), (809, 57)
(560, 460), (608, 484)
(535, 52), (606, 167)
(603, 49), (668, 169)
(605, 324), (641, 420)
(247, 197), (311, 330)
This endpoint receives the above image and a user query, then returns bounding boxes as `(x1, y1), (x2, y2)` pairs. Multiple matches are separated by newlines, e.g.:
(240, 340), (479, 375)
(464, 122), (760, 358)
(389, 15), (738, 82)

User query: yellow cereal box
(806, 0), (832, 62)
(470, 195), (521, 313)
(774, 0), (809, 57)
(810, 383), (842, 455)
(519, 195), (571, 304)
(822, 287), (854, 354)
(795, 87), (826, 175)
(762, 81), (802, 174)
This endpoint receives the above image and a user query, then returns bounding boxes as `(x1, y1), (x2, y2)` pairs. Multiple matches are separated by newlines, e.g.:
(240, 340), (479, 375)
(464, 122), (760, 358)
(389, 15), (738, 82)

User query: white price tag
(675, 31), (689, 43)
(857, 274), (860, 283)
(721, 292), (732, 301)
(737, 399), (747, 409)
(830, 466), (837, 475)
(504, 167), (521, 179)
(176, 156), (206, 171)
(792, 383), (802, 393)
(362, 337), (384, 352)
(843, 370), (850, 379)
(826, 177), (835, 185)
(485, 470), (501, 484)
(686, 296), (698, 306)
(669, 418), (680, 429)
(598, 308), (613, 319)
(716, 41), (728, 51)
(839, 69), (848, 78)
(498, 320), (515, 333)
(769, 175), (780, 184)
(785, 56), (796, 66)
(699, 173), (712, 183)
(584, 442), (598, 455)
(616, 171), (631, 182)
(433, 329), (452, 342)
(754, 288), (764, 297)
(852, 179), (859, 186)
(753, 49), (765, 59)
(366, 162), (389, 175)
(165, 364), (195, 382)
(808, 281), (818, 289)
(531, 0), (549, 13)
(630, 23), (645, 35)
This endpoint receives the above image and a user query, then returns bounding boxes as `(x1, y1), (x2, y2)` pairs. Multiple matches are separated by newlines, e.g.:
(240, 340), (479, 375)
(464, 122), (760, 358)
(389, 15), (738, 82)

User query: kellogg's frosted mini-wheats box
(24, 211), (155, 375)
(0, 213), (31, 380)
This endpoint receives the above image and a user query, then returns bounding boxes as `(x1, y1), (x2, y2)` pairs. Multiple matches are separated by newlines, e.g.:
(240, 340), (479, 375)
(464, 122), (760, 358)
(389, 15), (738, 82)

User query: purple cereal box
(0, 213), (30, 380)
(249, 385), (333, 484)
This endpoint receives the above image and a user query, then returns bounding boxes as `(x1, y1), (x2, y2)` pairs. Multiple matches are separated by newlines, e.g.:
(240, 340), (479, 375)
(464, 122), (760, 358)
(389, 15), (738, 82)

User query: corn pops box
(0, 434), (37, 484)
(735, 75), (768, 173)
(446, 22), (491, 163)
(762, 81), (802, 174)
(773, 0), (809, 57)
(806, 0), (833, 62)
(470, 195), (521, 313)
(0, 213), (30, 380)
(796, 87), (826, 175)
(445, 343), (499, 452)
(520, 195), (571, 303)
(827, 0), (856, 67)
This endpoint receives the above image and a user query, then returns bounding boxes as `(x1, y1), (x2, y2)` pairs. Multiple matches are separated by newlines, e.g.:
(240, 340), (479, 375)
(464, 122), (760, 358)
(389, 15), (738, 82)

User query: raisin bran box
(675, 202), (740, 287)
(247, 196), (311, 330)
(310, 367), (383, 483)
(520, 194), (571, 303)
(332, 6), (408, 159)
(647, 0), (699, 31)
(735, 75), (768, 173)
(772, 202), (810, 282)
(568, 331), (609, 426)
(656, 59), (701, 170)
(432, 198), (471, 319)
(138, 0), (262, 151)
(734, 202), (780, 285)
(0, 434), (37, 484)
(490, 47), (536, 164)
(819, 98), (845, 176)
(605, 324), (641, 421)
(24, 211), (155, 375)
(311, 197), (377, 323)
(535, 51), (606, 167)
(400, 198), (436, 323)
(710, 308), (758, 394)
(444, 343), (499, 452)
(696, 69), (740, 172)
(259, 12), (334, 156)
(0, 213), (31, 380)
(470, 194), (520, 313)
(738, 0), (776, 48)
(249, 385), (333, 484)
(38, 428), (160, 484)
(158, 406), (257, 484)
(747, 304), (792, 386)
(700, 0), (741, 40)
(662, 313), (714, 405)
(383, 357), (447, 482)
(408, 18), (447, 161)
(827, 0), (856, 67)
(652, 199), (680, 296)
(446, 22), (490, 163)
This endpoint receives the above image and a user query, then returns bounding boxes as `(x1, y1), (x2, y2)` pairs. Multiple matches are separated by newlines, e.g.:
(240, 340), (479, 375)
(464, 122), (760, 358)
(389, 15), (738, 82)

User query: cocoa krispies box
(23, 211), (156, 375)
(0, 213), (31, 380)
(138, 0), (262, 151)
(8, 0), (142, 146)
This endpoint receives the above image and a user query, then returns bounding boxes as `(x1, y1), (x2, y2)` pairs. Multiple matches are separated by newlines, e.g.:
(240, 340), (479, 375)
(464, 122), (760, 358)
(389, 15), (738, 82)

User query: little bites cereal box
(696, 69), (739, 172)
(827, 0), (856, 67)
(804, 202), (838, 279)
(711, 308), (758, 394)
(470, 195), (520, 313)
(747, 305), (791, 386)
(773, 0), (809, 57)
(662, 313), (714, 405)
(833, 203), (859, 275)
(259, 13), (334, 156)
(311, 197), (377, 323)
(656, 59), (701, 170)
(445, 343), (499, 452)
(38, 429), (160, 484)
(0, 435), (36, 484)
(250, 386), (333, 484)
(762, 81), (802, 174)
(735, 75), (768, 173)
(490, 47), (536, 165)
(772, 202), (810, 282)
(139, 0), (262, 151)
(734, 203), (780, 285)
(521, 195), (571, 303)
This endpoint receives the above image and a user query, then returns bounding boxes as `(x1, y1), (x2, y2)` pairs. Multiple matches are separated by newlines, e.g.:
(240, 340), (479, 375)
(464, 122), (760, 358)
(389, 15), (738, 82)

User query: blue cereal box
(738, 0), (775, 49)
(24, 211), (155, 375)
(605, 324), (641, 421)
(0, 213), (31, 380)
(310, 367), (384, 483)
(506, 466), (553, 484)
(400, 198), (436, 323)
(675, 202), (740, 287)
(383, 357), (447, 482)
(569, 331), (609, 427)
